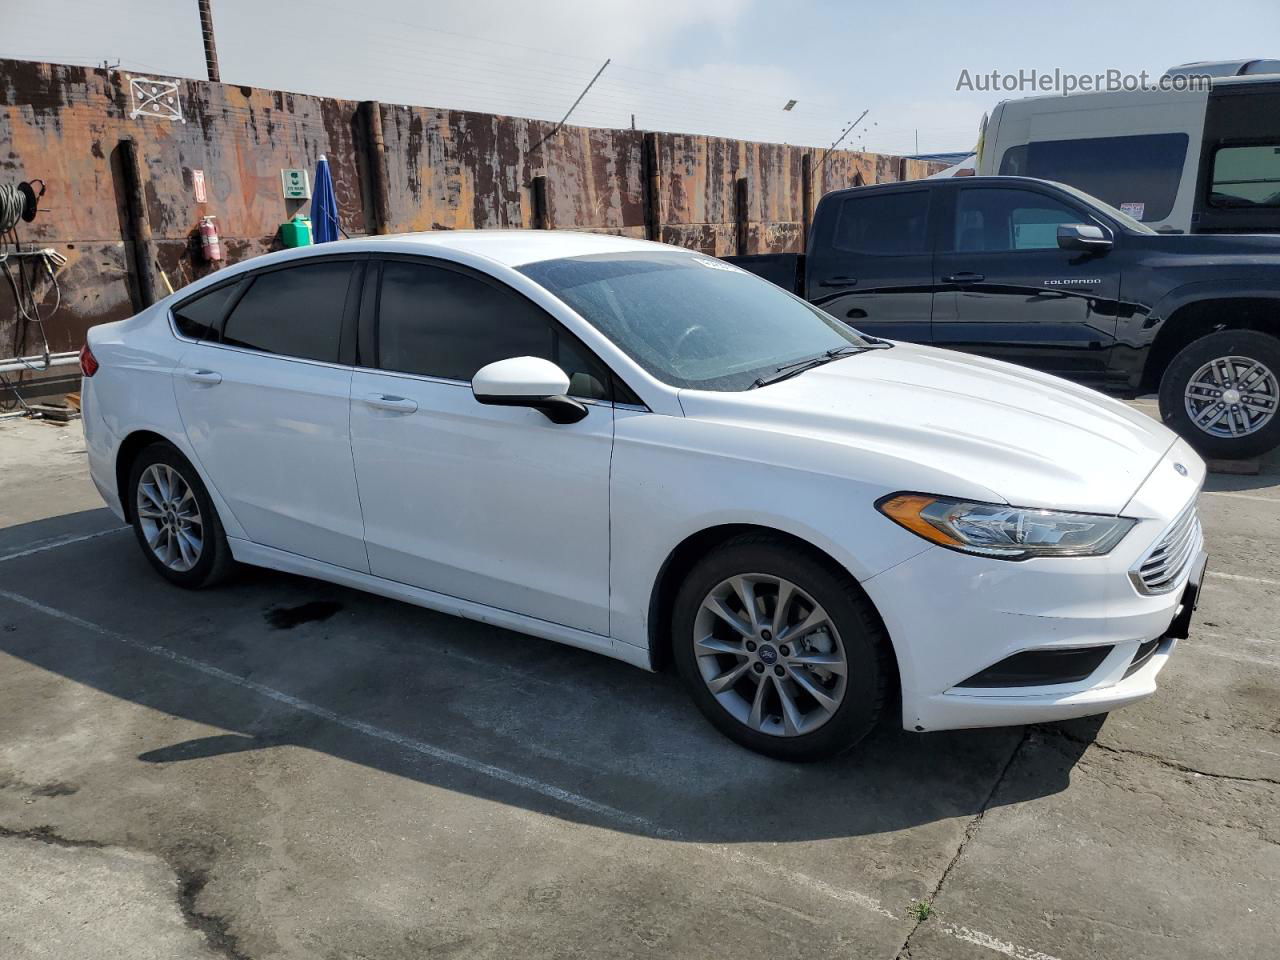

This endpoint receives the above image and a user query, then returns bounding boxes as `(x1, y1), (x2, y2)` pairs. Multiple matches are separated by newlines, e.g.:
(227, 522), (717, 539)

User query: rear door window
(375, 259), (615, 400)
(220, 261), (354, 363)
(831, 191), (930, 254)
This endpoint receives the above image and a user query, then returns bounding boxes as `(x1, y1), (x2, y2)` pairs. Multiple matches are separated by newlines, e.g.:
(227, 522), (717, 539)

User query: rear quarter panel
(84, 303), (248, 540)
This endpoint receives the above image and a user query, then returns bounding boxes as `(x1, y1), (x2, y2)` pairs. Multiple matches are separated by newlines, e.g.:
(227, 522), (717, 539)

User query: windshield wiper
(751, 342), (887, 388)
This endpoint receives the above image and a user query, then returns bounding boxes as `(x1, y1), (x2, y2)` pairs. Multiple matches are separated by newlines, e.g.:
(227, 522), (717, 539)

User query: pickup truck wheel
(1159, 330), (1280, 459)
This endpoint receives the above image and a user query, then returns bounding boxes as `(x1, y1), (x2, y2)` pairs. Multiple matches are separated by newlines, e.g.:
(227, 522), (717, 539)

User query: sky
(4, 0), (1280, 155)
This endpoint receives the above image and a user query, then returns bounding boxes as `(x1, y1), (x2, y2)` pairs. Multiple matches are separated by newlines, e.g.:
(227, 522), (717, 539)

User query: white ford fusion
(81, 231), (1207, 760)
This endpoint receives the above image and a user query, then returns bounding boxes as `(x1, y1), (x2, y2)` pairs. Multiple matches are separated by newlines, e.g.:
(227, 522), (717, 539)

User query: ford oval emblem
(1174, 462), (1188, 477)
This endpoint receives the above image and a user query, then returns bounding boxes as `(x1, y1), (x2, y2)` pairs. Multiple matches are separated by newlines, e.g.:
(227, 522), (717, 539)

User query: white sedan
(80, 231), (1207, 760)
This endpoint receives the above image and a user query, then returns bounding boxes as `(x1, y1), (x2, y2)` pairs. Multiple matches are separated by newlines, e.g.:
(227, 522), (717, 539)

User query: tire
(127, 442), (236, 588)
(1158, 329), (1280, 459)
(672, 534), (891, 761)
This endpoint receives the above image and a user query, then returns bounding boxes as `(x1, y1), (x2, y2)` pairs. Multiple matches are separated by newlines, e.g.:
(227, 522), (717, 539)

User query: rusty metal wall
(0, 57), (943, 365)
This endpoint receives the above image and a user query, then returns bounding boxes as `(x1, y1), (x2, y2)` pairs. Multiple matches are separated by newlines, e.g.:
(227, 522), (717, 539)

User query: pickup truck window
(998, 133), (1187, 222)
(520, 252), (867, 392)
(951, 188), (1086, 252)
(1210, 144), (1280, 208)
(833, 191), (929, 254)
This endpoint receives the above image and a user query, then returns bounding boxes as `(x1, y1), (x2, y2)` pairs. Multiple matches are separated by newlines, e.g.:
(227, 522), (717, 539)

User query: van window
(832, 191), (930, 254)
(998, 133), (1188, 222)
(1210, 144), (1280, 208)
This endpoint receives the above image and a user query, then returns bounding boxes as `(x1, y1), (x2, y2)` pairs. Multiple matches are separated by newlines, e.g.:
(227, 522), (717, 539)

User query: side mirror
(472, 356), (588, 424)
(1057, 223), (1113, 252)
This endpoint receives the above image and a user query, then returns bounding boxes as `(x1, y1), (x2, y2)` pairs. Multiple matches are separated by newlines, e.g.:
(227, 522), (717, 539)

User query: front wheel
(672, 535), (891, 761)
(1158, 329), (1280, 459)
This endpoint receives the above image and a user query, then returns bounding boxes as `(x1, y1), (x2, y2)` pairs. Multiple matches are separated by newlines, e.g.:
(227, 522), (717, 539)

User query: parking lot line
(1206, 570), (1280, 587)
(0, 585), (671, 839)
(0, 525), (128, 564)
(1201, 490), (1280, 504)
(0, 583), (1070, 960)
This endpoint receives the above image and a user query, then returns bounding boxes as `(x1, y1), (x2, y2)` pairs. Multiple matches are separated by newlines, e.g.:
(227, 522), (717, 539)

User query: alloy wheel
(136, 463), (204, 572)
(692, 573), (848, 737)
(1183, 355), (1278, 439)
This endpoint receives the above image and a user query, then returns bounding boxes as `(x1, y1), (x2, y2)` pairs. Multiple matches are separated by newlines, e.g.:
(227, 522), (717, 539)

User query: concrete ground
(0, 414), (1276, 960)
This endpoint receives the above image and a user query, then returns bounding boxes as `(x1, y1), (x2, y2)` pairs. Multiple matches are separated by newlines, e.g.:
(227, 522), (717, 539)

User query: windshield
(519, 251), (868, 391)
(1050, 180), (1157, 234)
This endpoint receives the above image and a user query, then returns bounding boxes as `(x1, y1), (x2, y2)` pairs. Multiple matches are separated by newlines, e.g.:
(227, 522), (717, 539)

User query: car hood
(677, 343), (1177, 514)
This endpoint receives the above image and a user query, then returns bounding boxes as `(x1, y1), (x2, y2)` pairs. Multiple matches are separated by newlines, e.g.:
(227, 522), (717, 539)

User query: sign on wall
(281, 169), (311, 200)
(192, 169), (207, 203)
(128, 76), (185, 122)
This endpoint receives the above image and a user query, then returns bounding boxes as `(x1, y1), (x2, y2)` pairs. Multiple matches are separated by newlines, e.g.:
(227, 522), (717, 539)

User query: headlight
(877, 493), (1135, 560)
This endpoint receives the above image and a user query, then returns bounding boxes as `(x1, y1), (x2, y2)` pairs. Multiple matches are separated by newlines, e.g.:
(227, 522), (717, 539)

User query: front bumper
(862, 440), (1206, 733)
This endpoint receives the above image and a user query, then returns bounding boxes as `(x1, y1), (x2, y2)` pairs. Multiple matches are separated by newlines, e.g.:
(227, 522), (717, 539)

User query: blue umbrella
(311, 154), (341, 243)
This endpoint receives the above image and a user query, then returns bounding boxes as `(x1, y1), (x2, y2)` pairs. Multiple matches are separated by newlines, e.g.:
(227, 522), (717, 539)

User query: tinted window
(519, 252), (868, 392)
(173, 282), (237, 340)
(376, 261), (612, 400)
(952, 189), (1087, 252)
(998, 133), (1188, 221)
(832, 191), (930, 254)
(1210, 144), (1280, 208)
(221, 261), (353, 362)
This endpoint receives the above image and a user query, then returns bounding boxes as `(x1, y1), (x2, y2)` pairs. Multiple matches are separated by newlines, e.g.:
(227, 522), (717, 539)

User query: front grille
(1130, 500), (1202, 595)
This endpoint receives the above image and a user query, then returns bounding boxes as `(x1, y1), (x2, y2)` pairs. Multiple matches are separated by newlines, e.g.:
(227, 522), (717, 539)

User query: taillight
(79, 343), (99, 377)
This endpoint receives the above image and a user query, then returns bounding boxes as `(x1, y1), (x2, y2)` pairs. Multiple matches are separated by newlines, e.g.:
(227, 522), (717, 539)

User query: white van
(976, 66), (1280, 235)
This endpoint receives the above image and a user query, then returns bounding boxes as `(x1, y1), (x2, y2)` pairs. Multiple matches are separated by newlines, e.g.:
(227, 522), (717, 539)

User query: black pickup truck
(726, 175), (1280, 458)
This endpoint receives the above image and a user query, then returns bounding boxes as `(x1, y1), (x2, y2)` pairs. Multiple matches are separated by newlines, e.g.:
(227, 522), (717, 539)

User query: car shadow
(0, 511), (1100, 845)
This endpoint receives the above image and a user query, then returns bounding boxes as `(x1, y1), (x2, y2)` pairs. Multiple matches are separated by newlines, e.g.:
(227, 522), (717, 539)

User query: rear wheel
(127, 442), (236, 588)
(672, 535), (891, 761)
(1158, 329), (1280, 459)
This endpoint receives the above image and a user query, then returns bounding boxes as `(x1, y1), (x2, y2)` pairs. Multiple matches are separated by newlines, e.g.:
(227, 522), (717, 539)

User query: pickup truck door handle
(364, 393), (418, 414)
(942, 272), (985, 284)
(818, 276), (858, 287)
(179, 368), (222, 385)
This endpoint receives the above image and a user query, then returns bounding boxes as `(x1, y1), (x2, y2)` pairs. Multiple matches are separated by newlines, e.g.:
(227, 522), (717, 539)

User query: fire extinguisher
(199, 215), (224, 262)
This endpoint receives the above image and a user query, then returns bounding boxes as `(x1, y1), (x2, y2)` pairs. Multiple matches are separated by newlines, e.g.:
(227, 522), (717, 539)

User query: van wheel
(127, 442), (236, 588)
(1158, 330), (1280, 459)
(672, 535), (890, 761)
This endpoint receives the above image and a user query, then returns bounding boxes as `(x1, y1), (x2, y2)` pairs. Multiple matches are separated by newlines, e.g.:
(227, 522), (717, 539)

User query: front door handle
(942, 272), (985, 284)
(818, 276), (858, 288)
(180, 368), (222, 385)
(364, 393), (418, 414)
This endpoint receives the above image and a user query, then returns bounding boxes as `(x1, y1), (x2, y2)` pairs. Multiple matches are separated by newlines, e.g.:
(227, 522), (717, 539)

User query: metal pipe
(198, 0), (221, 83)
(0, 352), (80, 375)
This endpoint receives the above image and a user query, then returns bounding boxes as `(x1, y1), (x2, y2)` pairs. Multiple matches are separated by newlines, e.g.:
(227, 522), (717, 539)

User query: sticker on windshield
(1119, 202), (1145, 219)
(691, 256), (740, 272)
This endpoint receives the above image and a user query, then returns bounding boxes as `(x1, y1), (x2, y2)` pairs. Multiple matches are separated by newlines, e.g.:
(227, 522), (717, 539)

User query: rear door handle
(818, 276), (858, 288)
(942, 272), (985, 284)
(364, 393), (418, 414)
(180, 368), (222, 385)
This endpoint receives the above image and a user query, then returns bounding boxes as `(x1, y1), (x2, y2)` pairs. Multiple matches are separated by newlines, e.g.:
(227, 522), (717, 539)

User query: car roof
(301, 229), (665, 268)
(165, 230), (681, 306)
